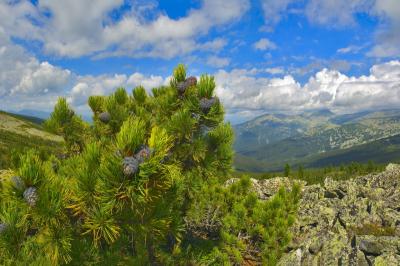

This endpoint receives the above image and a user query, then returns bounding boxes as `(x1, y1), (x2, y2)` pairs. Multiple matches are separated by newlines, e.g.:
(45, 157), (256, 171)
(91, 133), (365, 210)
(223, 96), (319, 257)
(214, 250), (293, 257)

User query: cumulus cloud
(215, 60), (400, 113)
(305, 0), (372, 27)
(0, 0), (249, 58)
(68, 72), (169, 106)
(253, 38), (277, 51)
(206, 56), (230, 68)
(0, 31), (72, 99)
(368, 0), (400, 57)
(0, 31), (169, 111)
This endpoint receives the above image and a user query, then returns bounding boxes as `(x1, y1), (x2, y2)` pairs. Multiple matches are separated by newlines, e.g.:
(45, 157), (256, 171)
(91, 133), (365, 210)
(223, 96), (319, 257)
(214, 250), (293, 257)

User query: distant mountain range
(234, 109), (400, 172)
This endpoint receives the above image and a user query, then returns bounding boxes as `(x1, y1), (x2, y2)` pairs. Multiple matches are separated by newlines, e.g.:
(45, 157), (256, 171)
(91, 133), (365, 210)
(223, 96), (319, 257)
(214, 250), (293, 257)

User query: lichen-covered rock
(277, 164), (400, 265)
(99, 112), (111, 123)
(23, 187), (38, 207)
(359, 238), (384, 256)
(225, 165), (400, 265)
(122, 156), (139, 177)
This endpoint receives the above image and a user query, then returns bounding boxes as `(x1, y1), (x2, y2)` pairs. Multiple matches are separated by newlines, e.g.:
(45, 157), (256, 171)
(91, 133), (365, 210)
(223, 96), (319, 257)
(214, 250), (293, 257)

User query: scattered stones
(122, 156), (139, 177)
(23, 187), (38, 207)
(99, 112), (111, 123)
(277, 164), (400, 265)
(11, 176), (25, 191)
(199, 97), (218, 113)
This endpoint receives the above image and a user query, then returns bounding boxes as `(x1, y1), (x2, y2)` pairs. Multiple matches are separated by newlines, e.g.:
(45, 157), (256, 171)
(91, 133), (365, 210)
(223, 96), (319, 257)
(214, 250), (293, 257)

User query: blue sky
(0, 0), (399, 123)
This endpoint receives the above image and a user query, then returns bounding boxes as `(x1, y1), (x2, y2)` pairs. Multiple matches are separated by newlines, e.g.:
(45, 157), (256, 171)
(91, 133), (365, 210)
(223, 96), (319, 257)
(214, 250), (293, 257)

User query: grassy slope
(0, 111), (63, 169)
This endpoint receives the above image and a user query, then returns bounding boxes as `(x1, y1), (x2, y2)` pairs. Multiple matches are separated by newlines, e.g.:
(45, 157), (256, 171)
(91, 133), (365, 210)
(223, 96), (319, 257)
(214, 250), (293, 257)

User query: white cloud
(127, 73), (167, 89)
(305, 0), (372, 28)
(0, 31), (169, 110)
(206, 56), (230, 68)
(0, 0), (249, 59)
(368, 0), (400, 57)
(0, 31), (72, 99)
(260, 0), (296, 26)
(215, 60), (400, 113)
(337, 45), (364, 54)
(253, 38), (277, 51)
(12, 62), (71, 95)
(68, 72), (169, 107)
(265, 67), (285, 75)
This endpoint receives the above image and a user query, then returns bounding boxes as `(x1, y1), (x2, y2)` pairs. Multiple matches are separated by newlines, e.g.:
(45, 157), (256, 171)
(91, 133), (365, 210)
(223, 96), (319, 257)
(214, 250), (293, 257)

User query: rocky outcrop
(275, 164), (400, 265)
(229, 164), (400, 265)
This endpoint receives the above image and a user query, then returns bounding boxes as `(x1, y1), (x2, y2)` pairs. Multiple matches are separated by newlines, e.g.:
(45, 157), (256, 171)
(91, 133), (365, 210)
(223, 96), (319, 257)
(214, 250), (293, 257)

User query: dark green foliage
(185, 176), (301, 265)
(284, 163), (291, 177)
(298, 165), (304, 179)
(45, 98), (88, 153)
(0, 65), (301, 265)
(236, 161), (385, 185)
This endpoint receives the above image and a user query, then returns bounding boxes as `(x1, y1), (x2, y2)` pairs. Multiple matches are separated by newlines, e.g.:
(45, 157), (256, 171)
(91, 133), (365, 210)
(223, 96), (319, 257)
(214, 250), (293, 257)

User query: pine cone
(135, 146), (152, 163)
(177, 81), (187, 94)
(185, 76), (197, 87)
(11, 176), (25, 191)
(99, 112), (111, 123)
(123, 156), (139, 177)
(199, 97), (218, 113)
(23, 187), (38, 207)
(0, 223), (7, 234)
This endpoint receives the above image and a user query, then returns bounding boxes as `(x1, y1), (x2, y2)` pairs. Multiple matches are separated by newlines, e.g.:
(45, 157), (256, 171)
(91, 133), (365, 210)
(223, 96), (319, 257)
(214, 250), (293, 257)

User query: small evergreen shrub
(0, 65), (301, 265)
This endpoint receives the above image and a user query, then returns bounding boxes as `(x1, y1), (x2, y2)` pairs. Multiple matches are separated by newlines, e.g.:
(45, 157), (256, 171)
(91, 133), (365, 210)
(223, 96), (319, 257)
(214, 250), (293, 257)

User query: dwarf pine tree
(0, 64), (300, 265)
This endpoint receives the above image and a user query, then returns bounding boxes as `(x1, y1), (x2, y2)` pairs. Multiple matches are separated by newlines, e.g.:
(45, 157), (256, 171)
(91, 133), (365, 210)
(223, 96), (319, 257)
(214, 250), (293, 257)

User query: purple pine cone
(135, 146), (153, 163)
(199, 97), (218, 113)
(185, 76), (197, 87)
(123, 156), (139, 177)
(99, 112), (111, 123)
(23, 187), (38, 207)
(177, 81), (187, 94)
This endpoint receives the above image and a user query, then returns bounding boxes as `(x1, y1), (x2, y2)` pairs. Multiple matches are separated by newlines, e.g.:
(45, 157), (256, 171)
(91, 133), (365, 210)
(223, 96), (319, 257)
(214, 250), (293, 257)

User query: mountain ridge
(234, 109), (400, 172)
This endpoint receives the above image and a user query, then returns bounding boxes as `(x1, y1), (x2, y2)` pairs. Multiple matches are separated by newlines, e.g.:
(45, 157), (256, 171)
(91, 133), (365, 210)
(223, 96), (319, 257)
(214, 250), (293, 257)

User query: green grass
(234, 161), (386, 185)
(0, 129), (62, 169)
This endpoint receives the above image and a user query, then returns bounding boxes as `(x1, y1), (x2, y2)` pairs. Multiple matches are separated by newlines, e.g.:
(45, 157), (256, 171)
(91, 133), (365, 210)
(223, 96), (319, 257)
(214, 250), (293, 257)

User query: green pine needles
(0, 65), (301, 265)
